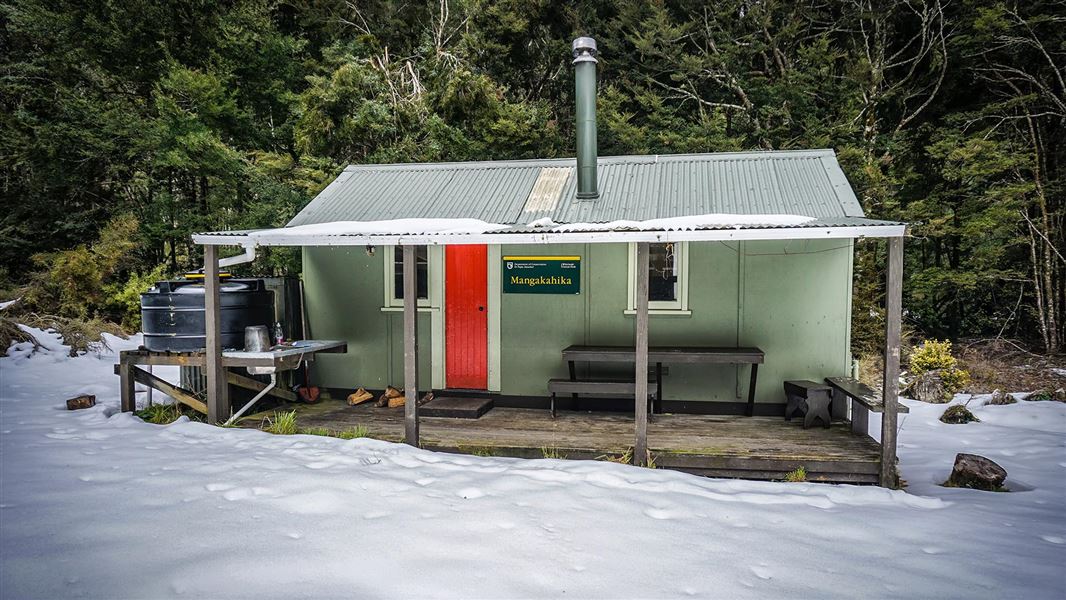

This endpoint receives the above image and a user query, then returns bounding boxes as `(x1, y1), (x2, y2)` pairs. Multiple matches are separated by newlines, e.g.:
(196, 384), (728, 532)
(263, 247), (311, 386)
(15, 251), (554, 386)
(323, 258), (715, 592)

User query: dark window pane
(394, 246), (429, 300)
(648, 243), (677, 302)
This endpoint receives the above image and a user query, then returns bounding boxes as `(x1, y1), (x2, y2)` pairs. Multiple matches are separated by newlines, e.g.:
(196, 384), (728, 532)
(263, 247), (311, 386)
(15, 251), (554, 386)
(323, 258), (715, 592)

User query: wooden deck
(265, 401), (882, 484)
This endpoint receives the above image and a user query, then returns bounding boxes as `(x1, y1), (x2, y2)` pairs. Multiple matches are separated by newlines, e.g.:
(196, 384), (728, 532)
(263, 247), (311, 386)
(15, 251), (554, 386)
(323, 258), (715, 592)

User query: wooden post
(633, 242), (650, 466)
(880, 235), (904, 487)
(204, 244), (229, 424)
(402, 245), (420, 446)
(119, 354), (136, 412)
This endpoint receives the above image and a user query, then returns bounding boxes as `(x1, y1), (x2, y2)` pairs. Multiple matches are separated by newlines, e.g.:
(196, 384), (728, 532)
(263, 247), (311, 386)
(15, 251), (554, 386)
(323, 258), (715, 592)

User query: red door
(445, 245), (488, 389)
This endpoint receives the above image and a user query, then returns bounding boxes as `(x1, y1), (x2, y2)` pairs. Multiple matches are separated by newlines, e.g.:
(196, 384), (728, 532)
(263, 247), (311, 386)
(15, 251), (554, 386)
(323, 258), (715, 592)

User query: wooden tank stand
(116, 349), (296, 415)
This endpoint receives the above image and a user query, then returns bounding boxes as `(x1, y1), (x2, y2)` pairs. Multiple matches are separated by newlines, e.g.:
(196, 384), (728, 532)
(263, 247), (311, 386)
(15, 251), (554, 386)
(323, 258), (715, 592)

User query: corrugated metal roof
(288, 150), (867, 228)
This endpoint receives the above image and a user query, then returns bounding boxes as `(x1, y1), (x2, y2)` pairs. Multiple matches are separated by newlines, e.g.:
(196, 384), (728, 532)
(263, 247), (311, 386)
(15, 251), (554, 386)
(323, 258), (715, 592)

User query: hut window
(627, 242), (690, 314)
(393, 246), (429, 300)
(648, 243), (677, 301)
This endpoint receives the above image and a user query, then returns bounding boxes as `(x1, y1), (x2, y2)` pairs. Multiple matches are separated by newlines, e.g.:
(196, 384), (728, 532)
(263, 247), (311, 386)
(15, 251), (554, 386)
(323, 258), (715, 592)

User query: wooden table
(116, 340), (347, 414)
(561, 345), (765, 415)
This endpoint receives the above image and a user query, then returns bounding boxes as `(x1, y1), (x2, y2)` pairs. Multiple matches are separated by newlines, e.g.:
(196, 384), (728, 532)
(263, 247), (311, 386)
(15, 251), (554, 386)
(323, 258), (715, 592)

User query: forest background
(1, 0), (1063, 358)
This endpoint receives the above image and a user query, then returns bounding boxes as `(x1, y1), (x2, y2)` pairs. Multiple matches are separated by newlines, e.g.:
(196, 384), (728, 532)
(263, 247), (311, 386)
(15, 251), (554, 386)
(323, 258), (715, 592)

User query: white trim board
(193, 225), (906, 247)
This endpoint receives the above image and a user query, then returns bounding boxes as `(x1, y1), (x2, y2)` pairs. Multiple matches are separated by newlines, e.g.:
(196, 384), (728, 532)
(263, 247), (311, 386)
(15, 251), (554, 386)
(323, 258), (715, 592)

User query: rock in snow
(985, 389), (1017, 406)
(911, 369), (948, 403)
(947, 453), (1008, 491)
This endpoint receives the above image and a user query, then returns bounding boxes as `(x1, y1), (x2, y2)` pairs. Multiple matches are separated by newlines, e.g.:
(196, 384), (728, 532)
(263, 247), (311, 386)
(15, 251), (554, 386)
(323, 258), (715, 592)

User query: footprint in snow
(644, 507), (676, 520)
(205, 483), (234, 492)
(223, 488), (254, 501)
(921, 547), (945, 555)
(1041, 535), (1064, 544)
(363, 510), (391, 520)
(457, 487), (485, 499)
(750, 565), (773, 580)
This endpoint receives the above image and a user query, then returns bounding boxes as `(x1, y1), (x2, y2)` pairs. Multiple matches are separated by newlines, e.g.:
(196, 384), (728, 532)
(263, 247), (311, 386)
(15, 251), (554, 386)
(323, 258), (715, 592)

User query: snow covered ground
(1, 329), (1064, 599)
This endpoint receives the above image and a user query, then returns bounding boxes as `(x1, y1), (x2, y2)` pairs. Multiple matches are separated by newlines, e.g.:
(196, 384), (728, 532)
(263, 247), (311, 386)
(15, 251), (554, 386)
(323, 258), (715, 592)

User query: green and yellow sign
(502, 255), (581, 294)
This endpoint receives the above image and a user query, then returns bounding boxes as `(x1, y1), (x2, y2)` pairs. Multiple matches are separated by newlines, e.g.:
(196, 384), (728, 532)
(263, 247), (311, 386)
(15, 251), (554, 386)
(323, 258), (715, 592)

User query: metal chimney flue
(572, 37), (599, 199)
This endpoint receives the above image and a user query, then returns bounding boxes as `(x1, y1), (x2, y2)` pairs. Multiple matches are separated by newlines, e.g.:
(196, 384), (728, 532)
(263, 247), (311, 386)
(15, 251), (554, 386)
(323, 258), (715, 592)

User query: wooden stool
(783, 380), (833, 429)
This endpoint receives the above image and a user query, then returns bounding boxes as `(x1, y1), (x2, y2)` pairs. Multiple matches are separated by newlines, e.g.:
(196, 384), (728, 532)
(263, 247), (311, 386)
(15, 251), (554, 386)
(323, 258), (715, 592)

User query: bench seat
(824, 376), (909, 439)
(824, 377), (909, 413)
(546, 378), (654, 418)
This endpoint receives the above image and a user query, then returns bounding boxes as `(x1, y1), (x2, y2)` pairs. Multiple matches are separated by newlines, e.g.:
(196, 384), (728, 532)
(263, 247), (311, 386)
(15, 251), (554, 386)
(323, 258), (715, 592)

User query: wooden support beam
(633, 242), (650, 466)
(204, 245), (229, 424)
(129, 366), (208, 415)
(402, 245), (420, 446)
(880, 235), (904, 487)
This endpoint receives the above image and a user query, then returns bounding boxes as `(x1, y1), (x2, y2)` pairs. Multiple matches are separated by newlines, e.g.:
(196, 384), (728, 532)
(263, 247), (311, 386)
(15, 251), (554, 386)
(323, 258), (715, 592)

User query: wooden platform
(279, 402), (882, 484)
(420, 397), (494, 419)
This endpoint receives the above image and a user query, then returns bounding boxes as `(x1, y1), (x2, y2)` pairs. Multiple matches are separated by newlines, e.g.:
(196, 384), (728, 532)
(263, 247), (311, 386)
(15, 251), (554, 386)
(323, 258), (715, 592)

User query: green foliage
(1, 0), (1062, 350)
(337, 425), (371, 440)
(19, 214), (141, 322)
(137, 403), (183, 425)
(784, 467), (808, 483)
(940, 404), (980, 425)
(106, 264), (168, 330)
(911, 340), (971, 394)
(263, 410), (298, 435)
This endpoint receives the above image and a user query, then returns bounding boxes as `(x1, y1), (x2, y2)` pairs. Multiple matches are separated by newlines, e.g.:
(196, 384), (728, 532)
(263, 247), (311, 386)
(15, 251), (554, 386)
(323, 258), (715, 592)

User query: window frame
(383, 245), (433, 309)
(626, 241), (690, 314)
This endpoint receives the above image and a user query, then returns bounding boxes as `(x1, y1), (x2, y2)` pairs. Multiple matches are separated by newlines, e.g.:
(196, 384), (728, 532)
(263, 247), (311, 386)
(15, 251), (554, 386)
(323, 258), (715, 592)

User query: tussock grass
(540, 446), (567, 460)
(136, 403), (183, 425)
(0, 315), (35, 352)
(300, 427), (331, 436)
(597, 448), (656, 467)
(337, 425), (370, 439)
(263, 410), (298, 435)
(784, 466), (808, 482)
(24, 314), (127, 356)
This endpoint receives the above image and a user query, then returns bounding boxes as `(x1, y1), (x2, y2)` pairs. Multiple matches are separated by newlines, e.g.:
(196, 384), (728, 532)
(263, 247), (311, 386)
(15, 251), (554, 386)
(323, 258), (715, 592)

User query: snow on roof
(194, 214), (904, 246)
(528, 214), (817, 232)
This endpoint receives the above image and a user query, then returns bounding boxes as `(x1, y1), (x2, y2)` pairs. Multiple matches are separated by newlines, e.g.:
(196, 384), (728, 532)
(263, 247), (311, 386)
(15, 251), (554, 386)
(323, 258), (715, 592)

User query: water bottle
(273, 321), (284, 345)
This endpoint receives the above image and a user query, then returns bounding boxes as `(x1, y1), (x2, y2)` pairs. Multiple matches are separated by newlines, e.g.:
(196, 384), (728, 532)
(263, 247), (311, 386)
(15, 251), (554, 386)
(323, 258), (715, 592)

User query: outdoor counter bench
(560, 345), (765, 415)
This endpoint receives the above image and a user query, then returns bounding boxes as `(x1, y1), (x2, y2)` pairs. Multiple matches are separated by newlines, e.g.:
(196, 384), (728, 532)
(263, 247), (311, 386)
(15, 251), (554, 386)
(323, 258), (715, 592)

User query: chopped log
(388, 395), (406, 408)
(376, 385), (403, 408)
(348, 387), (374, 406)
(66, 394), (96, 411)
(419, 391), (434, 406)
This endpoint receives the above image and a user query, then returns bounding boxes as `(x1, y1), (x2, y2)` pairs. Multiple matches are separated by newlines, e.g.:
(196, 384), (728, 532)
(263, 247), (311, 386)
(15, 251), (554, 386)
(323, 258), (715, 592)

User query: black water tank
(141, 278), (275, 352)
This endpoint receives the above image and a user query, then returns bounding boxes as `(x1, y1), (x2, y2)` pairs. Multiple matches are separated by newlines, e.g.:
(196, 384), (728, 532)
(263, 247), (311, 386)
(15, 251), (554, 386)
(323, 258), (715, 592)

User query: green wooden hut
(188, 38), (907, 485)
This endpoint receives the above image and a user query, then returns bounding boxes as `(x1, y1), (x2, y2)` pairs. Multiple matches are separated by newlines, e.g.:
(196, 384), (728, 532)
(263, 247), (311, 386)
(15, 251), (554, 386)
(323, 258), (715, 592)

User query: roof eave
(193, 224), (906, 247)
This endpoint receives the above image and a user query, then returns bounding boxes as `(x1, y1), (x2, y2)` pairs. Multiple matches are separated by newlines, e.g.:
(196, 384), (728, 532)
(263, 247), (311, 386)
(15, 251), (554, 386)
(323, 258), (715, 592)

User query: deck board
(273, 402), (882, 483)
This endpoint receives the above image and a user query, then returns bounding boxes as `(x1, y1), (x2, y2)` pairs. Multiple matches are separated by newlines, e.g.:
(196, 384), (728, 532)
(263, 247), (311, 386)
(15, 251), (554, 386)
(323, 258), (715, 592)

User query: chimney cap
(572, 37), (598, 64)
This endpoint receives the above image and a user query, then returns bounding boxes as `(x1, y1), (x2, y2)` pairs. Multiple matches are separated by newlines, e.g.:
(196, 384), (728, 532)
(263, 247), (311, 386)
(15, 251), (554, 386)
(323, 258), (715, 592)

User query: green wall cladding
(302, 240), (853, 404)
